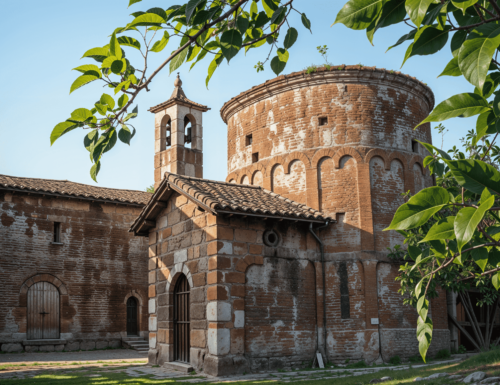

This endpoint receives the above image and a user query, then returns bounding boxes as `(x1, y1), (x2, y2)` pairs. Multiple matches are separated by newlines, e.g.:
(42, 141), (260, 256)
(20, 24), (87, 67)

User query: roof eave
(148, 100), (210, 113)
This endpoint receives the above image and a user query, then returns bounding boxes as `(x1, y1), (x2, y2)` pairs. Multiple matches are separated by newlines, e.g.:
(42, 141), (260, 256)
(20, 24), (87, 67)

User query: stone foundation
(0, 338), (124, 353)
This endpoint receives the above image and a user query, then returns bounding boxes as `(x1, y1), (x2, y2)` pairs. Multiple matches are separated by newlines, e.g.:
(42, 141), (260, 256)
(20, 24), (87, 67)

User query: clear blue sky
(0, 1), (473, 191)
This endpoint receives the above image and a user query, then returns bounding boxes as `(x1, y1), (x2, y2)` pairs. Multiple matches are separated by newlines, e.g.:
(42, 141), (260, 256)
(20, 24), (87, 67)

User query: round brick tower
(220, 66), (449, 362)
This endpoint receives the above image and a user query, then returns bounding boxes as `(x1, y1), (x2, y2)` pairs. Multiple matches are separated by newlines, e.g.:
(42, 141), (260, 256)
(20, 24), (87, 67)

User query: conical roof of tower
(148, 73), (210, 113)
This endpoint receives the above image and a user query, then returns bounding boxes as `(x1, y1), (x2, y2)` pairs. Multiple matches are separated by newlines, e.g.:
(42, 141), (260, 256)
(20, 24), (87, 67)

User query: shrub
(347, 360), (367, 368)
(389, 355), (401, 365)
(408, 355), (424, 363)
(435, 349), (451, 359)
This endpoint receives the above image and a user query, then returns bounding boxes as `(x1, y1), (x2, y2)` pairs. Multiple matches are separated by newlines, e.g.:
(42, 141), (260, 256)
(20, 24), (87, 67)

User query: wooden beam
(144, 220), (156, 227)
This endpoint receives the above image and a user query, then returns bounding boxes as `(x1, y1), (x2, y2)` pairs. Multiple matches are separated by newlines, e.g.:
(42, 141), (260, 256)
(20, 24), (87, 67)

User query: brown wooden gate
(174, 274), (190, 362)
(27, 282), (60, 340)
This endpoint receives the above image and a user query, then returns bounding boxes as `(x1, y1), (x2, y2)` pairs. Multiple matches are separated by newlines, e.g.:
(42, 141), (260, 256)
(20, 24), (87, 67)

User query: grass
(2, 350), (500, 385)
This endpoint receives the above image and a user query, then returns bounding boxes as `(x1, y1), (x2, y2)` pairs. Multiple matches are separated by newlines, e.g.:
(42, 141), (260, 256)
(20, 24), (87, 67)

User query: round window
(263, 230), (280, 247)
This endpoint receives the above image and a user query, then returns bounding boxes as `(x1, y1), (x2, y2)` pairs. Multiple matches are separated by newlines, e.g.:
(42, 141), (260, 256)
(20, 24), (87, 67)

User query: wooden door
(27, 282), (60, 340)
(127, 297), (138, 336)
(174, 275), (190, 362)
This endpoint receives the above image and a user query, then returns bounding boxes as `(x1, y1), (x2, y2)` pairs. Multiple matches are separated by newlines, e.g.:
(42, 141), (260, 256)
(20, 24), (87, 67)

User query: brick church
(0, 66), (450, 376)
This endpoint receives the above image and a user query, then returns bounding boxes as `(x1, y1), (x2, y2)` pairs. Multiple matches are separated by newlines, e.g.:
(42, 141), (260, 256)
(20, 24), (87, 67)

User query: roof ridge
(0, 174), (150, 194)
(165, 172), (262, 189)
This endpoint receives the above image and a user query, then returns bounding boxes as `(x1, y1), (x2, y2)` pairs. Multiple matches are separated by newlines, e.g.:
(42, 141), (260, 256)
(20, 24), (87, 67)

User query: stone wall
(0, 190), (148, 352)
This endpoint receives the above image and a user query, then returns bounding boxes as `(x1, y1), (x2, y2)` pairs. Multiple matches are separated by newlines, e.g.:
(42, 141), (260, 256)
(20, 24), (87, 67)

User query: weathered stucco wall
(0, 190), (148, 352)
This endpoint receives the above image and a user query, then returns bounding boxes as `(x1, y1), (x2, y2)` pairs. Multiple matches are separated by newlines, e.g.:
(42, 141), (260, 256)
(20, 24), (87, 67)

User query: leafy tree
(51, 0), (311, 181)
(146, 184), (155, 193)
(333, 0), (500, 361)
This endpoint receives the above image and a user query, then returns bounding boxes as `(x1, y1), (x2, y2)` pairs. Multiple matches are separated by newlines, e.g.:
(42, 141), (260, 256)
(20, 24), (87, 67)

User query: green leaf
(94, 103), (107, 115)
(250, 1), (258, 18)
(366, 0), (406, 44)
(492, 272), (500, 290)
(151, 31), (170, 52)
(70, 108), (93, 122)
(451, 0), (478, 15)
(476, 111), (498, 144)
(262, 0), (278, 17)
(421, 216), (456, 242)
(103, 129), (117, 154)
(110, 32), (122, 60)
(417, 93), (489, 127)
(254, 12), (270, 29)
(385, 186), (450, 230)
(271, 55), (287, 75)
(301, 13), (312, 32)
(100, 94), (115, 109)
(70, 73), (100, 94)
(50, 121), (78, 145)
(446, 159), (500, 195)
(283, 28), (298, 49)
(417, 316), (433, 363)
(451, 30), (468, 58)
(406, 0), (434, 27)
(147, 7), (167, 19)
(129, 13), (165, 28)
(110, 59), (126, 74)
(118, 94), (129, 109)
(72, 64), (101, 74)
(128, 0), (142, 7)
(415, 278), (424, 297)
(90, 161), (101, 183)
(476, 73), (500, 98)
(118, 125), (132, 145)
(408, 245), (422, 261)
(402, 26), (450, 66)
(417, 140), (452, 160)
(386, 29), (416, 52)
(117, 36), (141, 50)
(236, 15), (249, 35)
(270, 7), (285, 25)
(277, 48), (289, 62)
(114, 80), (131, 94)
(84, 130), (99, 152)
(220, 29), (242, 62)
(439, 57), (462, 77)
(186, 0), (204, 24)
(455, 195), (495, 251)
(471, 247), (489, 271)
(206, 52), (223, 88)
(169, 47), (189, 74)
(417, 296), (429, 321)
(458, 23), (500, 90)
(81, 46), (109, 62)
(333, 0), (384, 30)
(494, 92), (500, 117)
(481, 187), (493, 204)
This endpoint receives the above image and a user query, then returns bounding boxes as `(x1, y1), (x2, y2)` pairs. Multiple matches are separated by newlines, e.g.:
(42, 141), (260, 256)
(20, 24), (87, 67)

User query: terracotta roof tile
(0, 174), (151, 205)
(131, 173), (331, 234)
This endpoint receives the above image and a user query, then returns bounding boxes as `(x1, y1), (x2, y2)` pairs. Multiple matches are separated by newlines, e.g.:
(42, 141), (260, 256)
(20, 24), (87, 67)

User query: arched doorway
(27, 282), (60, 340)
(174, 274), (190, 362)
(127, 297), (138, 336)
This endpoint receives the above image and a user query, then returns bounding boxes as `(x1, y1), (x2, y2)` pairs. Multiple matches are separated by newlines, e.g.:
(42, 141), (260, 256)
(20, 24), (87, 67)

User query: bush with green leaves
(389, 355), (402, 365)
(334, 0), (500, 363)
(51, 0), (312, 181)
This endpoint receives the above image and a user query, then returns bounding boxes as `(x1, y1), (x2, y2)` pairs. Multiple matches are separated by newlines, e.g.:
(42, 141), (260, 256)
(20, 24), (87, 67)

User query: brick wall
(0, 190), (148, 351)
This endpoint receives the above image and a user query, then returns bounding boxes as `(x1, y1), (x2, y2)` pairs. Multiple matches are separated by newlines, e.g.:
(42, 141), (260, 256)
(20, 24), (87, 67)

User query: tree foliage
(52, 0), (310, 181)
(334, 0), (500, 361)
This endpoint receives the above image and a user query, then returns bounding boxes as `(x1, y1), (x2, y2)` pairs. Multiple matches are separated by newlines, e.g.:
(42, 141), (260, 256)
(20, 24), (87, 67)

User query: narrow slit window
(339, 261), (350, 319)
(165, 118), (172, 148)
(252, 152), (259, 163)
(412, 139), (419, 153)
(53, 222), (61, 243)
(246, 134), (253, 146)
(319, 117), (328, 126)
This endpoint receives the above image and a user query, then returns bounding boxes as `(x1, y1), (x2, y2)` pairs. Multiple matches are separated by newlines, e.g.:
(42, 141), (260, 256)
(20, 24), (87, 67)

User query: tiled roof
(148, 74), (209, 113)
(0, 174), (151, 205)
(131, 173), (332, 235)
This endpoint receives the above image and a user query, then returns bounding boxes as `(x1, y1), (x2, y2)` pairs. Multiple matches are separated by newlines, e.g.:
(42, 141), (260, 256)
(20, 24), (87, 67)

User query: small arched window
(184, 116), (192, 148)
(165, 118), (172, 148)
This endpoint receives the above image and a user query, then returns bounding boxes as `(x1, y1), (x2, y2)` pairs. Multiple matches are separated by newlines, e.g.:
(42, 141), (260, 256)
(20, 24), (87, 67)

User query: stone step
(163, 361), (194, 373)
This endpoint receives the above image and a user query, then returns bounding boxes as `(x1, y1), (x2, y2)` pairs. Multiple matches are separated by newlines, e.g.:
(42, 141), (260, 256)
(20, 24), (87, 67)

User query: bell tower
(149, 74), (210, 188)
